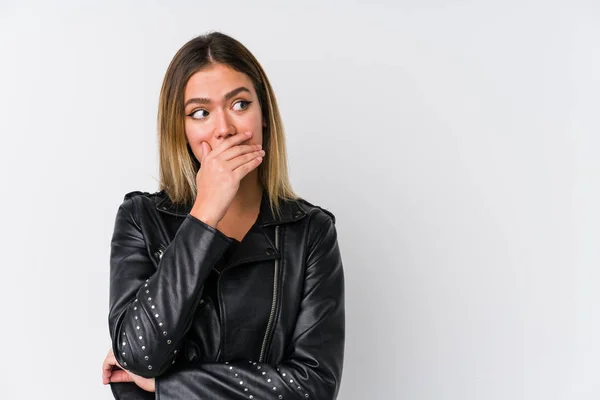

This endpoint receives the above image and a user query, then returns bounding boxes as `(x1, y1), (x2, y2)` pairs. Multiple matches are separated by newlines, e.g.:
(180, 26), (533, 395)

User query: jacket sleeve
(108, 196), (235, 378)
(155, 214), (345, 400)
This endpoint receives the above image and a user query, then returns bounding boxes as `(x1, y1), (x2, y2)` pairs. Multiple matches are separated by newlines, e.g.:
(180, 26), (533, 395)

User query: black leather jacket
(108, 190), (345, 399)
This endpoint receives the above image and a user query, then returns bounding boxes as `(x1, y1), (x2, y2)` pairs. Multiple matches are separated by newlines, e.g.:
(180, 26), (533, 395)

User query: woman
(101, 31), (345, 399)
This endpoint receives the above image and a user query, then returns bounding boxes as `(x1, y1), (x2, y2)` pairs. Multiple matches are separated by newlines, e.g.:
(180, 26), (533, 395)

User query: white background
(0, 0), (598, 399)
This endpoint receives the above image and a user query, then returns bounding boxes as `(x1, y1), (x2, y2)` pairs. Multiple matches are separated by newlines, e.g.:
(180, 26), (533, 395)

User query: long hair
(157, 31), (298, 216)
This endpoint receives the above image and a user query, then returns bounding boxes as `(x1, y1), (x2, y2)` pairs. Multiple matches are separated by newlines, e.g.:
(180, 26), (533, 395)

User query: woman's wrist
(189, 206), (219, 228)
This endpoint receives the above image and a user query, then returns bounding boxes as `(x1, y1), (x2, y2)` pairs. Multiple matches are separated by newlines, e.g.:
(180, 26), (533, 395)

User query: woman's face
(183, 63), (265, 163)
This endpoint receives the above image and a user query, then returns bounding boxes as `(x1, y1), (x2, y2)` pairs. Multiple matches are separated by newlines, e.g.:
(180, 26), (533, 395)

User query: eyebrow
(184, 86), (252, 108)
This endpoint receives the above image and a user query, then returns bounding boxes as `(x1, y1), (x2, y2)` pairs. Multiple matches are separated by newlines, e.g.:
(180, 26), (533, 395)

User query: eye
(187, 101), (251, 120)
(232, 100), (252, 111)
(188, 109), (209, 120)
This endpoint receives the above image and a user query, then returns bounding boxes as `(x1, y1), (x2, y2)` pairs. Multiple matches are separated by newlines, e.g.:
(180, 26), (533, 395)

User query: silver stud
(144, 283), (148, 287)
(134, 316), (138, 320)
(145, 356), (149, 360)
(172, 360), (175, 364)
(290, 379), (294, 383)
(229, 366), (233, 370)
(139, 336), (142, 340)
(262, 372), (266, 375)
(267, 379), (271, 382)
(122, 342), (126, 346)
(253, 362), (257, 365)
(298, 386), (301, 389)
(123, 362), (127, 366)
(136, 326), (140, 330)
(134, 307), (137, 310)
(235, 373), (238, 377)
(279, 396), (283, 399)
(148, 297), (152, 301)
(122, 352), (126, 356)
(249, 396), (253, 399)
(167, 340), (171, 344)
(148, 365), (152, 370)
(163, 331), (167, 336)
(135, 299), (138, 302)
(142, 346), (145, 350)
(244, 388), (248, 392)
(305, 395), (309, 398)
(273, 387), (277, 391)
(174, 350), (177, 354)
(151, 305), (155, 309)
(122, 332), (126, 336)
(155, 314), (159, 318)
(257, 366), (261, 369)
(239, 381), (244, 385)
(159, 322), (163, 326)
(282, 373), (286, 376)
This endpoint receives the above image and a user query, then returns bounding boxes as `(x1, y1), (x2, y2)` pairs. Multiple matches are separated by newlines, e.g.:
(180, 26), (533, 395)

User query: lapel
(155, 190), (307, 272)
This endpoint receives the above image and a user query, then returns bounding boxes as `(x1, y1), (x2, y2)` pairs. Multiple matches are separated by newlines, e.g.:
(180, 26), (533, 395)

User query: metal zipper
(259, 225), (280, 362)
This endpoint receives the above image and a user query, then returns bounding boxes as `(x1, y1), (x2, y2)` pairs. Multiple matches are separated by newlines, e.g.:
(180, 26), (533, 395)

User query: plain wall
(0, 0), (598, 399)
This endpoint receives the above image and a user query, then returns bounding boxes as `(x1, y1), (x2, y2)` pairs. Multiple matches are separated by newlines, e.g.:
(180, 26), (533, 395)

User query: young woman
(101, 31), (345, 399)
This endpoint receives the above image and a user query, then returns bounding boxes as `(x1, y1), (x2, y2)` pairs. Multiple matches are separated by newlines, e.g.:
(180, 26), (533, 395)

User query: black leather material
(108, 190), (345, 399)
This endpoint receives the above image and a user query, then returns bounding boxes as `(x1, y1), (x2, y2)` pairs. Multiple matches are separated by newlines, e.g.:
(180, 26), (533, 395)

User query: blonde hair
(157, 31), (298, 216)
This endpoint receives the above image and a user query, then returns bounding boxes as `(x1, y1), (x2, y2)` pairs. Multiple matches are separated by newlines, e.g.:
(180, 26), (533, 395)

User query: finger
(109, 369), (133, 383)
(221, 144), (262, 162)
(211, 132), (252, 157)
(232, 155), (263, 181)
(227, 149), (265, 170)
(102, 364), (113, 384)
(102, 351), (119, 384)
(104, 351), (126, 375)
(200, 141), (213, 163)
(102, 352), (117, 374)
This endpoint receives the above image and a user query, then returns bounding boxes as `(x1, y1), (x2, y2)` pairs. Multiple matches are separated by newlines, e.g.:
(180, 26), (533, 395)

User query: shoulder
(122, 189), (165, 202)
(119, 189), (166, 214)
(294, 196), (336, 225)
(294, 197), (339, 254)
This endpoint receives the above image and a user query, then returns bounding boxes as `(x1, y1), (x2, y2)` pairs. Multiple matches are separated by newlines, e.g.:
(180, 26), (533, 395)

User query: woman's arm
(108, 195), (235, 378)
(155, 215), (345, 400)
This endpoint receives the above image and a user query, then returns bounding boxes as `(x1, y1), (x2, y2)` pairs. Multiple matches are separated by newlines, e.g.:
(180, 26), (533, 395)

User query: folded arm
(108, 196), (235, 378)
(155, 215), (345, 399)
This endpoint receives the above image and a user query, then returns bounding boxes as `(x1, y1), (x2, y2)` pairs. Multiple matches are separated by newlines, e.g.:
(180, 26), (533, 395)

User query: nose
(213, 108), (235, 139)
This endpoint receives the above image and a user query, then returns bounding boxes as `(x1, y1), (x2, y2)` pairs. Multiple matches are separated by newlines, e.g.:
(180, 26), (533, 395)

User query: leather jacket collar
(154, 190), (307, 227)
(153, 190), (309, 272)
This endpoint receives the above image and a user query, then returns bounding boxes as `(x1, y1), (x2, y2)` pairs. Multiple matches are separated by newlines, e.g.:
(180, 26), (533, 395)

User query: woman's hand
(190, 131), (265, 227)
(102, 347), (156, 392)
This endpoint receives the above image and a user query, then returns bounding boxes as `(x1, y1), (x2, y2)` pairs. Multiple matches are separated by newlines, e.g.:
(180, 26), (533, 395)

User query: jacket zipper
(259, 225), (280, 362)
